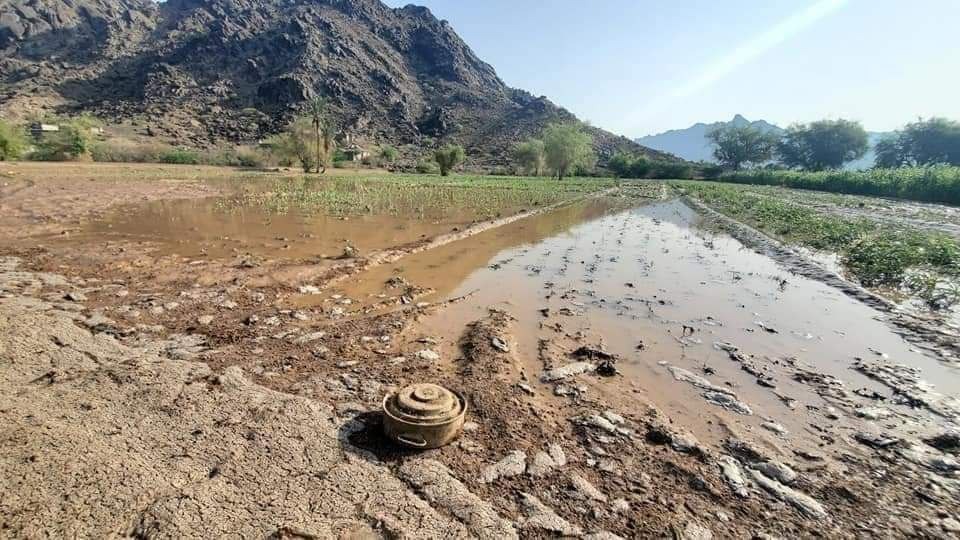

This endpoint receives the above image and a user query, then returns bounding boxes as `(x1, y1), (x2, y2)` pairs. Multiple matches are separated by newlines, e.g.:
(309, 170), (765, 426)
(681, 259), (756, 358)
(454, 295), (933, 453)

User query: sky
(382, 0), (960, 137)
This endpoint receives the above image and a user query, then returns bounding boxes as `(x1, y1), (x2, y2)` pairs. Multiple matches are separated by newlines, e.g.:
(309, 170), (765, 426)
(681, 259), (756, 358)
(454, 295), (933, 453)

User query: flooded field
(3, 164), (959, 538)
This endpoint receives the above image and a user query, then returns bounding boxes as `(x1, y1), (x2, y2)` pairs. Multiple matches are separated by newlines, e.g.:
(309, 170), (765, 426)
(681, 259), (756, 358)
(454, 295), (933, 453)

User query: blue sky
(382, 0), (960, 137)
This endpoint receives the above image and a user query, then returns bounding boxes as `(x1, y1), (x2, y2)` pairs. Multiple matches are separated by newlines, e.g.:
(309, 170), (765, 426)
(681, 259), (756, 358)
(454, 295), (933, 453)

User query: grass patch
(228, 174), (618, 221)
(676, 180), (960, 309)
(712, 166), (960, 205)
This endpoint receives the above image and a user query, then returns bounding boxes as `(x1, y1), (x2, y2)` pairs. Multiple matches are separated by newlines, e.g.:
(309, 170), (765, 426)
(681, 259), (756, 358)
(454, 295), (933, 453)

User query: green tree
(879, 118), (960, 167)
(306, 97), (337, 173)
(0, 120), (27, 161)
(543, 122), (595, 180)
(777, 119), (868, 170)
(874, 135), (905, 168)
(512, 139), (546, 176)
(379, 145), (399, 164)
(433, 144), (465, 176)
(706, 124), (778, 170)
(607, 151), (634, 177)
(265, 117), (313, 171)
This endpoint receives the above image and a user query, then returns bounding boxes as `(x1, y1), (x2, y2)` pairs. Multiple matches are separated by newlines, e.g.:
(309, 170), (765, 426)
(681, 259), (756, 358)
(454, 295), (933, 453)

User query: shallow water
(343, 199), (960, 447)
(52, 196), (473, 260)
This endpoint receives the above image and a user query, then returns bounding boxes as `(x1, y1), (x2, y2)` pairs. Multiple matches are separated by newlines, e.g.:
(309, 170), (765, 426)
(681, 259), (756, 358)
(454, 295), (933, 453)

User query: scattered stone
(703, 391), (753, 415)
(416, 349), (441, 362)
(517, 382), (534, 395)
(754, 461), (798, 485)
(855, 407), (893, 420)
(854, 432), (903, 449)
(219, 300), (238, 310)
(569, 474), (607, 502)
(717, 455), (750, 497)
(572, 345), (617, 361)
(761, 421), (788, 437)
(541, 361), (596, 382)
(298, 285), (321, 294)
(924, 431), (960, 454)
(197, 315), (214, 325)
(64, 291), (87, 302)
(610, 498), (630, 514)
(683, 522), (714, 540)
(749, 469), (826, 518)
(481, 450), (526, 483)
(293, 331), (325, 344)
(518, 493), (583, 536)
(491, 336), (510, 353)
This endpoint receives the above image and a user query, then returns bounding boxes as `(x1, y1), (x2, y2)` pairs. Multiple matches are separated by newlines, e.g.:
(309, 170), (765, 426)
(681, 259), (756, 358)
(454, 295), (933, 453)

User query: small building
(30, 123), (60, 140)
(342, 144), (370, 162)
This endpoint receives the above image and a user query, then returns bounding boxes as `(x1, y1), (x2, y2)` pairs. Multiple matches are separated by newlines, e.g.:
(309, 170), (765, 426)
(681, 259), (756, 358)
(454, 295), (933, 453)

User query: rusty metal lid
(385, 383), (464, 425)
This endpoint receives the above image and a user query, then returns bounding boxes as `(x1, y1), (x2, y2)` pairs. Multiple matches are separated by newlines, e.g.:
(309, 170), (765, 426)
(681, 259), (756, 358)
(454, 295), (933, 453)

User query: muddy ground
(1, 164), (959, 538)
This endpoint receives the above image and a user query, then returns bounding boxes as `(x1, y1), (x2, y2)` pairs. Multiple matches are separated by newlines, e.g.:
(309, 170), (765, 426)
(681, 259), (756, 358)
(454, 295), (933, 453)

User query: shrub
(0, 120), (27, 161)
(433, 144), (465, 176)
(160, 148), (200, 165)
(91, 140), (170, 162)
(415, 159), (439, 174)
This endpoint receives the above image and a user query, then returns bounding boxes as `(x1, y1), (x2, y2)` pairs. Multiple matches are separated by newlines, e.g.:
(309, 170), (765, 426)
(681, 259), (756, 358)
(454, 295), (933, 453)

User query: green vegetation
(240, 174), (616, 220)
(159, 148), (201, 165)
(706, 124), (778, 170)
(677, 180), (960, 308)
(608, 152), (695, 179)
(433, 144), (465, 176)
(512, 139), (545, 176)
(307, 96), (336, 173)
(875, 117), (960, 167)
(0, 119), (27, 161)
(777, 119), (869, 171)
(29, 115), (102, 161)
(543, 122), (595, 180)
(378, 145), (399, 165)
(713, 165), (960, 205)
(264, 117), (314, 171)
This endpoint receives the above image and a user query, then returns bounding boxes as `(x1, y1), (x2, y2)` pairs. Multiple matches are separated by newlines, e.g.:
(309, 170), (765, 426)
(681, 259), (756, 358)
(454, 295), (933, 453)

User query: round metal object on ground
(382, 383), (467, 449)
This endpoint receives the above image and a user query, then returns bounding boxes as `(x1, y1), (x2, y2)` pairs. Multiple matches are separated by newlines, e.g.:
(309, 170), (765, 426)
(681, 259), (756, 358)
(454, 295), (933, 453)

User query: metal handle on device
(397, 434), (428, 447)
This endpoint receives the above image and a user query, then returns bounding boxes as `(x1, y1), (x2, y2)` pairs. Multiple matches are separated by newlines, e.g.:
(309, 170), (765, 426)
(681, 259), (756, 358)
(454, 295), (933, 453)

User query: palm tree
(307, 97), (326, 173)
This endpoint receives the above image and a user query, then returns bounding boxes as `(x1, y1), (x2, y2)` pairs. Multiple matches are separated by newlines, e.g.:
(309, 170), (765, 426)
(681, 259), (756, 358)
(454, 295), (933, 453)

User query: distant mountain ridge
(636, 115), (888, 169)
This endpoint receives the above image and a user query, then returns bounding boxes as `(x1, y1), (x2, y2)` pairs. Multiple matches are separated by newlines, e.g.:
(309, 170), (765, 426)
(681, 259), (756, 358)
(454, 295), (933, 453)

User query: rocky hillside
(0, 0), (671, 167)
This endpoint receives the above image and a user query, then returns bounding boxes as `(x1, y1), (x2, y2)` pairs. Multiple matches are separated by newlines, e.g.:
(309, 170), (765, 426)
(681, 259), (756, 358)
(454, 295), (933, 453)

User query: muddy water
(349, 199), (960, 450)
(43, 196), (473, 260)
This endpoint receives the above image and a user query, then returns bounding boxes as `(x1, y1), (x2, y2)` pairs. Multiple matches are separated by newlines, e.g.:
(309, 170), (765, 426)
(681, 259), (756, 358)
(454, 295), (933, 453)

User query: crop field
(714, 165), (960, 205)
(675, 180), (960, 313)
(2, 163), (959, 538)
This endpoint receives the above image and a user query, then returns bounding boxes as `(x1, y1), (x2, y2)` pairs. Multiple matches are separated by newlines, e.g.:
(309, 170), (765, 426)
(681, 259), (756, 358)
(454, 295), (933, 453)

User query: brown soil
(2, 165), (958, 538)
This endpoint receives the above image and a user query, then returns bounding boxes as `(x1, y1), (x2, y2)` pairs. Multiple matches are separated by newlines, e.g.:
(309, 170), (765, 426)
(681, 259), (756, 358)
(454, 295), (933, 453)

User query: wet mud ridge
(683, 195), (960, 362)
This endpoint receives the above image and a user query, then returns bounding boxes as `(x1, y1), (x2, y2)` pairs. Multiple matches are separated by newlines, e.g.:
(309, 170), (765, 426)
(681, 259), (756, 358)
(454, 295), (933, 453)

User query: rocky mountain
(636, 114), (888, 169)
(0, 0), (671, 167)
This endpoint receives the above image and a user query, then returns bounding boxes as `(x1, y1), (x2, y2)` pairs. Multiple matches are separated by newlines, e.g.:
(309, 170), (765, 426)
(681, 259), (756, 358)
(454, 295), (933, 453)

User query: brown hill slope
(0, 0), (672, 166)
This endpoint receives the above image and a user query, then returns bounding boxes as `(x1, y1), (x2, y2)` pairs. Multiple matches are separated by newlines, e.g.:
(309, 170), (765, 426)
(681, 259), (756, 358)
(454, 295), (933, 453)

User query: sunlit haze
(384, 0), (960, 136)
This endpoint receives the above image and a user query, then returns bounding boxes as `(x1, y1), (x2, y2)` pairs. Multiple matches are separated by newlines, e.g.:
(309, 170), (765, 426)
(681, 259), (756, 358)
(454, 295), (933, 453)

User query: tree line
(705, 117), (960, 171)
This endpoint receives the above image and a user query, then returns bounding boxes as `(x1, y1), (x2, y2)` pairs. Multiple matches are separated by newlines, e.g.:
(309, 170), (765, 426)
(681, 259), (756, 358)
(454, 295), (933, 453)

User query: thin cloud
(631, 0), (848, 130)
